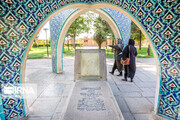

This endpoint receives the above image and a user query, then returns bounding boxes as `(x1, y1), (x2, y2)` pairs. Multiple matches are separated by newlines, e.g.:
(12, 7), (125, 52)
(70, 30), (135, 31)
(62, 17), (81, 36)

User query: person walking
(122, 39), (137, 82)
(109, 39), (124, 76)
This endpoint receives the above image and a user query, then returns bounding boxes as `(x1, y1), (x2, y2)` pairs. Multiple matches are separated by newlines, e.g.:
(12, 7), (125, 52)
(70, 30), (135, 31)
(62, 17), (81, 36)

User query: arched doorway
(0, 1), (179, 120)
(22, 4), (161, 119)
(51, 8), (129, 73)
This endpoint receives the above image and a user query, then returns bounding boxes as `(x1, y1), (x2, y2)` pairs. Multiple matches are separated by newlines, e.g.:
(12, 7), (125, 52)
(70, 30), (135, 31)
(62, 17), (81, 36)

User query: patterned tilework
(50, 8), (131, 73)
(0, 0), (179, 119)
(0, 97), (5, 120)
(50, 9), (77, 73)
(102, 8), (131, 46)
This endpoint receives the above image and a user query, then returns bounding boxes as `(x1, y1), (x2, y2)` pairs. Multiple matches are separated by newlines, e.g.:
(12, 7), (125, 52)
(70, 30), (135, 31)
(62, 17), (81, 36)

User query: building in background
(64, 37), (113, 47)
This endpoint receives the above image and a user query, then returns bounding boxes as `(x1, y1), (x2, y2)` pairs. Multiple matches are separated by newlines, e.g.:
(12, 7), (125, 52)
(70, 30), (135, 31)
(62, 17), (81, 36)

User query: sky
(38, 21), (50, 40)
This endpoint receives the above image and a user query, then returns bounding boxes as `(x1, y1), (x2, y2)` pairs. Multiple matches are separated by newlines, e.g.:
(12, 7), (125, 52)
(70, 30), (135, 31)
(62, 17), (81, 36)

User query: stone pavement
(23, 57), (165, 120)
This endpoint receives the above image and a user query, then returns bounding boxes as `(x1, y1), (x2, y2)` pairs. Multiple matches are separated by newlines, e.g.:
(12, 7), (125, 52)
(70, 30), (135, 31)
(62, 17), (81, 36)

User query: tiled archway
(50, 8), (131, 73)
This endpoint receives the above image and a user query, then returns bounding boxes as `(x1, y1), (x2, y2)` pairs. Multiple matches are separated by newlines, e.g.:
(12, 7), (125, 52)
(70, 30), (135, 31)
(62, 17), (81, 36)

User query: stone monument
(61, 49), (124, 120)
(74, 49), (107, 81)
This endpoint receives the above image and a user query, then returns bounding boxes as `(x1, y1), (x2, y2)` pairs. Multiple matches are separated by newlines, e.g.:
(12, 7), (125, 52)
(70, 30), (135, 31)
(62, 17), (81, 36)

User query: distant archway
(51, 8), (130, 73)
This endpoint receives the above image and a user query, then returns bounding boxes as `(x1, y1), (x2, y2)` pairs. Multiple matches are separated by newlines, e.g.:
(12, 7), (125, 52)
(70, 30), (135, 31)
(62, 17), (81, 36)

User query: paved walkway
(24, 57), (165, 120)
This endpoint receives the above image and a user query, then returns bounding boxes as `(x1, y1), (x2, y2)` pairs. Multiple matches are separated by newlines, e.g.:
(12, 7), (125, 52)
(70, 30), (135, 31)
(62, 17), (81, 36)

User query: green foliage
(93, 31), (106, 49)
(27, 47), (154, 59)
(67, 15), (91, 48)
(32, 41), (38, 48)
(77, 38), (83, 43)
(106, 49), (114, 58)
(94, 16), (114, 38)
(131, 32), (145, 41)
(136, 47), (154, 58)
(106, 47), (154, 58)
(131, 22), (145, 41)
(67, 16), (90, 37)
(83, 12), (94, 30)
(63, 47), (75, 56)
(32, 40), (50, 47)
(93, 16), (115, 49)
(64, 43), (83, 47)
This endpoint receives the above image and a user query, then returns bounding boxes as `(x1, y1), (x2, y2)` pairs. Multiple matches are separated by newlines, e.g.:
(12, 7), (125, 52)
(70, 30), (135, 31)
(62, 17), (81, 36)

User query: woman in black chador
(122, 39), (137, 82)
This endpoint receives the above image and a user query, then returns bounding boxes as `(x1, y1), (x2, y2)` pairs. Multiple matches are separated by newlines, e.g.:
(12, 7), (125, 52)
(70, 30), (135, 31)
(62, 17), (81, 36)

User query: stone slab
(55, 96), (68, 112)
(61, 81), (124, 120)
(124, 98), (153, 114)
(134, 114), (154, 120)
(40, 83), (65, 97)
(117, 92), (142, 97)
(74, 49), (107, 81)
(29, 97), (61, 116)
(51, 112), (62, 120)
(115, 97), (130, 112)
(135, 82), (156, 88)
(141, 91), (155, 97)
(122, 112), (135, 120)
(147, 98), (155, 104)
(117, 84), (142, 92)
(23, 116), (51, 120)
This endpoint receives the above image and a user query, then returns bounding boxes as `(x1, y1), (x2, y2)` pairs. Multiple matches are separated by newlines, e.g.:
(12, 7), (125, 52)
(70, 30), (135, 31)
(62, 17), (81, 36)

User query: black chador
(122, 39), (137, 82)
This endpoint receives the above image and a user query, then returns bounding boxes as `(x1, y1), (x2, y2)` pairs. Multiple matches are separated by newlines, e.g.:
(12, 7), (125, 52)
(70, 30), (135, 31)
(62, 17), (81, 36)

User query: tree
(147, 44), (151, 56)
(33, 34), (39, 48)
(66, 15), (90, 49)
(131, 32), (145, 49)
(131, 22), (145, 50)
(93, 31), (106, 49)
(93, 16), (115, 49)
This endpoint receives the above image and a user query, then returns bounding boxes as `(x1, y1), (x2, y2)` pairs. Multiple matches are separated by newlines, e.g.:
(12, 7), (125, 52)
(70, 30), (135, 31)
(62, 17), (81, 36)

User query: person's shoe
(109, 72), (114, 75)
(122, 78), (127, 81)
(117, 73), (122, 76)
(130, 78), (133, 82)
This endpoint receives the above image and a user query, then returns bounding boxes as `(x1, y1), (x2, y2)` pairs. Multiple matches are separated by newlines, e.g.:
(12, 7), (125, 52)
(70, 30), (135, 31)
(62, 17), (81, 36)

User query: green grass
(136, 47), (154, 58)
(28, 47), (52, 59)
(63, 47), (75, 56)
(106, 49), (114, 58)
(106, 47), (154, 58)
(27, 46), (154, 59)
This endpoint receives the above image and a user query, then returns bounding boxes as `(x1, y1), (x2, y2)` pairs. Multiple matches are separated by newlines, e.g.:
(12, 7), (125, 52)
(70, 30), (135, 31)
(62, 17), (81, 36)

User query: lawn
(27, 46), (154, 59)
(28, 47), (51, 59)
(136, 47), (154, 58)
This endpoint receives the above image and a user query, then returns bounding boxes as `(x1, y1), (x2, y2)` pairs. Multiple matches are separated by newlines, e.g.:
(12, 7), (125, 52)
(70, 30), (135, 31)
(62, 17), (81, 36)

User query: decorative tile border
(0, 0), (179, 119)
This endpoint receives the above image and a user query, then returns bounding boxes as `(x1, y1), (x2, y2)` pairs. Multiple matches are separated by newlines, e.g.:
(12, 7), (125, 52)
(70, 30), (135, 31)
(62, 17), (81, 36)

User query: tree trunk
(147, 44), (150, 56)
(73, 33), (76, 49)
(106, 39), (107, 49)
(139, 30), (142, 50)
(99, 44), (101, 49)
(111, 39), (114, 52)
(68, 39), (69, 51)
(63, 44), (65, 53)
(112, 39), (114, 45)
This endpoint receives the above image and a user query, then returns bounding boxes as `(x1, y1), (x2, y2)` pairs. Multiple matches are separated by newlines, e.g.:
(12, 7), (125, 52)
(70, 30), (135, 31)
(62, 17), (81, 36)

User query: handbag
(121, 46), (130, 65)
